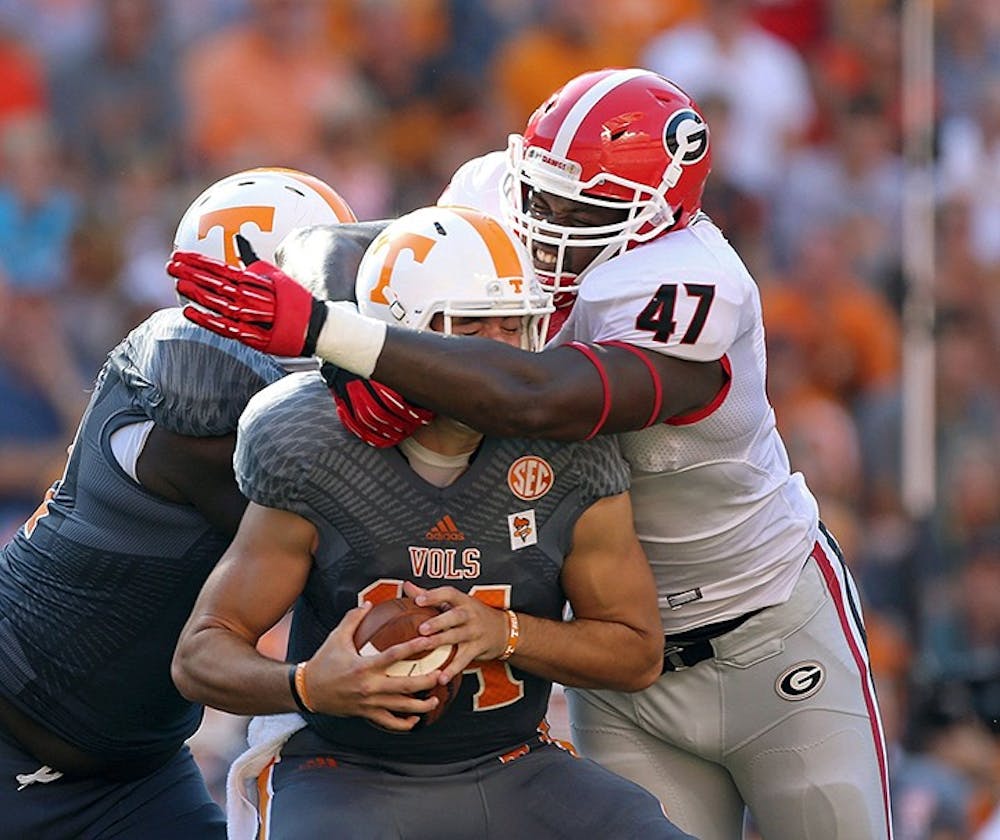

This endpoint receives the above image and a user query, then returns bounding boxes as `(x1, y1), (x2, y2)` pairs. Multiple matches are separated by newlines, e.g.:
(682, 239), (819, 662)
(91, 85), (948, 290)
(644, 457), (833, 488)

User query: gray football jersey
(236, 372), (630, 762)
(114, 308), (287, 435)
(0, 309), (284, 763)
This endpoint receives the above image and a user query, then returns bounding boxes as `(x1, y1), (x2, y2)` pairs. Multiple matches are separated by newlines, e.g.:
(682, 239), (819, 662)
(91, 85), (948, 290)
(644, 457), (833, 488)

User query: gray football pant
(567, 533), (893, 840)
(258, 737), (695, 839)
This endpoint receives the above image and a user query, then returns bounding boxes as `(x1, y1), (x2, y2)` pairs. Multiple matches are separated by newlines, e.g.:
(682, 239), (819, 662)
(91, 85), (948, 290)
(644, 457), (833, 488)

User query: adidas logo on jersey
(426, 515), (465, 541)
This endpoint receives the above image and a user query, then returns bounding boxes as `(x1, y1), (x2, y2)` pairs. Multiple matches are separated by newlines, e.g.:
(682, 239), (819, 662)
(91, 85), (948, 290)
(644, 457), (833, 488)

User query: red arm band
(599, 340), (663, 428)
(565, 341), (612, 440)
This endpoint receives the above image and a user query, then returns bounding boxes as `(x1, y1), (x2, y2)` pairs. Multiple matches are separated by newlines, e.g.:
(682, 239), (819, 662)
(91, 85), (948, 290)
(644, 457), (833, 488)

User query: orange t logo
(198, 206), (276, 265)
(369, 232), (436, 305)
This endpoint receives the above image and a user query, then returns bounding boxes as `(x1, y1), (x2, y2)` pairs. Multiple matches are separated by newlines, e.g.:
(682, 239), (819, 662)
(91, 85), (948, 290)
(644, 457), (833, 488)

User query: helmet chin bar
(528, 228), (628, 296)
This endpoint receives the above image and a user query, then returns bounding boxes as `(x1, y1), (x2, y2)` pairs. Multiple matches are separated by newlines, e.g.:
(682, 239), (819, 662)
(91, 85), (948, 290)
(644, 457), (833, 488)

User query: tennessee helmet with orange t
(356, 205), (553, 352)
(501, 68), (712, 297)
(173, 167), (357, 266)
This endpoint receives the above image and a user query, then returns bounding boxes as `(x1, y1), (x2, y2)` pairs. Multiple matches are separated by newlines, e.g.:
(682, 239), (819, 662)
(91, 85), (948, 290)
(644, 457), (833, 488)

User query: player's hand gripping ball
(353, 597), (461, 729)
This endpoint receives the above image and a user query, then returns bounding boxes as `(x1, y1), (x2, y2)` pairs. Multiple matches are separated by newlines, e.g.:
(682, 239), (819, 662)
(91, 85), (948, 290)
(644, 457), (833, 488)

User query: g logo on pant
(775, 661), (826, 701)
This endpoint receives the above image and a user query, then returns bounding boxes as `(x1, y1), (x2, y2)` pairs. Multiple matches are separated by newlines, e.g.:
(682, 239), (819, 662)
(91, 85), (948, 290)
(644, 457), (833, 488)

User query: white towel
(225, 713), (306, 840)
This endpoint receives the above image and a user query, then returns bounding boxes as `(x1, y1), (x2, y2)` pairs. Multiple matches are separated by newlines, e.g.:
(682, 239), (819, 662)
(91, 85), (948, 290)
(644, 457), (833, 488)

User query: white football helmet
(173, 167), (357, 266)
(357, 206), (553, 351)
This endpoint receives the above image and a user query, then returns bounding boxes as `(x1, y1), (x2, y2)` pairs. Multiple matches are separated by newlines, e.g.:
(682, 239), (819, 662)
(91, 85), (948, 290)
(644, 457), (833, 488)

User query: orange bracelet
(498, 609), (520, 661)
(293, 661), (316, 713)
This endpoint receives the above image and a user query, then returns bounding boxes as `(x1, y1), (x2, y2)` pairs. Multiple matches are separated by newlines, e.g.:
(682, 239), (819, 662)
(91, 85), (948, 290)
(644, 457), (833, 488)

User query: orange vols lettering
(408, 547), (481, 579)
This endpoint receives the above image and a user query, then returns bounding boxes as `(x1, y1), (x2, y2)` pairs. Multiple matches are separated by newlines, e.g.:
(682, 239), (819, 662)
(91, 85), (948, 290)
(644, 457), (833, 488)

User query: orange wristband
(498, 610), (520, 661)
(292, 661), (316, 713)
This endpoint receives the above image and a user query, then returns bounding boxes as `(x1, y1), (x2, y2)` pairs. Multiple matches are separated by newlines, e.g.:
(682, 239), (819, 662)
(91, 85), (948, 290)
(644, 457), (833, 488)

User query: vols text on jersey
(408, 546), (481, 579)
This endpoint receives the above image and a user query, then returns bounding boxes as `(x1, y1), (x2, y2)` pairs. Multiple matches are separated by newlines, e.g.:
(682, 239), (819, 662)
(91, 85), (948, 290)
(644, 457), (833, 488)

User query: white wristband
(313, 301), (387, 378)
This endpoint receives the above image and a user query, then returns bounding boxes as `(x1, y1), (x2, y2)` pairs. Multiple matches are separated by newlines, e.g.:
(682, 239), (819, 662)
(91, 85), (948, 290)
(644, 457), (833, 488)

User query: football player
(168, 70), (893, 840)
(0, 168), (356, 838)
(171, 206), (692, 839)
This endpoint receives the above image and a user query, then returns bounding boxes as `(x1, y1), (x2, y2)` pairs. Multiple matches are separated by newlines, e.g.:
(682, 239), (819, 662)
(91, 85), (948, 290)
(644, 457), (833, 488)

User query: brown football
(353, 597), (461, 728)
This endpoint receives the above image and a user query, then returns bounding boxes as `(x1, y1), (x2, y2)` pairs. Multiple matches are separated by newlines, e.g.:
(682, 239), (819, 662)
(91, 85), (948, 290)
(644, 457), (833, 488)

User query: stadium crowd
(0, 0), (997, 837)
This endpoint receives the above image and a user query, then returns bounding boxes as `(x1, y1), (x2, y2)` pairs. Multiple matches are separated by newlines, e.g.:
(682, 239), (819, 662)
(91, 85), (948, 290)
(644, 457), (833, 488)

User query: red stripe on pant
(811, 539), (894, 839)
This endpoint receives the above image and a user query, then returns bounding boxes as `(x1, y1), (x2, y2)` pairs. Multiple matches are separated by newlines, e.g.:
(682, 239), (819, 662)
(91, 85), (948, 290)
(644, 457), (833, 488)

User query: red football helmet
(501, 68), (712, 296)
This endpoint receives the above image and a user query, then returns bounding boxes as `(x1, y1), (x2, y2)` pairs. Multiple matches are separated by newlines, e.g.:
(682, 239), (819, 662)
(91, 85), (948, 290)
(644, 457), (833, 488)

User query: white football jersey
(442, 154), (820, 632)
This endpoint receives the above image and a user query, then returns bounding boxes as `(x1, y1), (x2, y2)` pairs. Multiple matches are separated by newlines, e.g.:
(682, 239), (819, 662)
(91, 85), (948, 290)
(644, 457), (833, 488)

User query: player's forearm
(168, 244), (722, 437)
(373, 331), (605, 439)
(171, 627), (300, 716)
(361, 320), (722, 439)
(309, 300), (599, 439)
(508, 613), (662, 692)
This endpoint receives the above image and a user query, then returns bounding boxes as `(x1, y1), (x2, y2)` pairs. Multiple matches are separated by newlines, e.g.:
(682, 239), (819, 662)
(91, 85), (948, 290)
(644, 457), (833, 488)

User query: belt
(661, 607), (765, 673)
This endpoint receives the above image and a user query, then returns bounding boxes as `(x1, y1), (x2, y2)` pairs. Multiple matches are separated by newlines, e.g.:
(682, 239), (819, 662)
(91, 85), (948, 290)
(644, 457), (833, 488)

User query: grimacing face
(524, 189), (629, 278)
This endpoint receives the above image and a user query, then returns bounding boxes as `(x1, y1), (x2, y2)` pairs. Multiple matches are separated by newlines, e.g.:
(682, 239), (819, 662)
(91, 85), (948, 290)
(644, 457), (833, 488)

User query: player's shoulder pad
(235, 371), (345, 509)
(531, 435), (630, 504)
(568, 435), (631, 502)
(437, 151), (506, 217)
(276, 221), (391, 302)
(109, 308), (286, 436)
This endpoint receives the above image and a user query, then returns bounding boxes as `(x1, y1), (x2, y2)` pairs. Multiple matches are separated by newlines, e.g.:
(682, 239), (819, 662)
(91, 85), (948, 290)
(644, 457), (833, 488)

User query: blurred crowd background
(0, 0), (996, 836)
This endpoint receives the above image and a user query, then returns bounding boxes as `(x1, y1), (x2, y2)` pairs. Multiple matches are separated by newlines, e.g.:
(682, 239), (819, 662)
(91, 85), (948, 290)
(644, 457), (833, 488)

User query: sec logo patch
(775, 661), (826, 701)
(507, 456), (553, 501)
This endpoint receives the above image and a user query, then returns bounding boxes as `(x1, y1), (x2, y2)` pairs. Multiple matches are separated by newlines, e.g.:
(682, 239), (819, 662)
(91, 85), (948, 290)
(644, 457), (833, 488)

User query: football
(353, 597), (461, 728)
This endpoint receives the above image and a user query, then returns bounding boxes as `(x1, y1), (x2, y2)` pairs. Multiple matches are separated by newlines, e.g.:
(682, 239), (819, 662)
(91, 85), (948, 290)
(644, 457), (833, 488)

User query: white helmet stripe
(550, 68), (649, 158)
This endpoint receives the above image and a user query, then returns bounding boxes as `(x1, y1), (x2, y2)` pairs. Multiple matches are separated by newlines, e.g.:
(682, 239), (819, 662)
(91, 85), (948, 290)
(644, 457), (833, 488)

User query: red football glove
(166, 234), (327, 357)
(323, 364), (434, 447)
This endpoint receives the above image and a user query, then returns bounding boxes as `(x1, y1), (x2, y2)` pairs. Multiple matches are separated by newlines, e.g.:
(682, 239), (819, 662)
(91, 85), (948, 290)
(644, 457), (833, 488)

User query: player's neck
(399, 425), (481, 489)
(410, 417), (483, 457)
